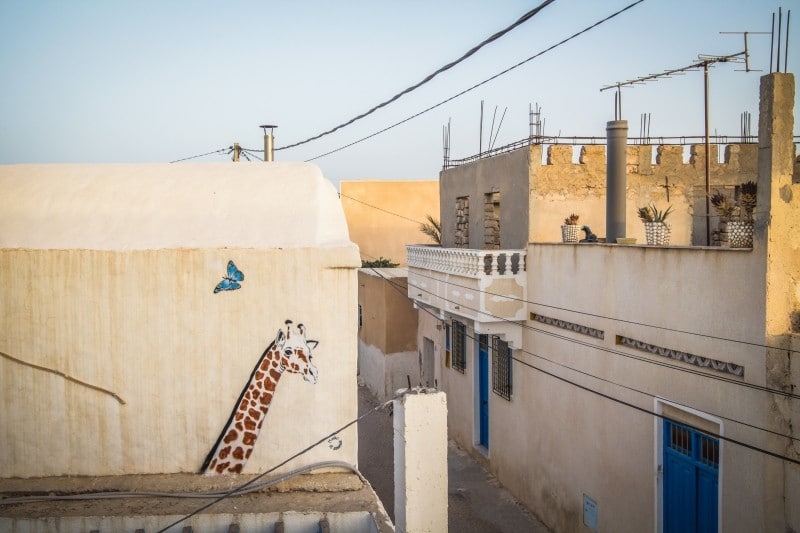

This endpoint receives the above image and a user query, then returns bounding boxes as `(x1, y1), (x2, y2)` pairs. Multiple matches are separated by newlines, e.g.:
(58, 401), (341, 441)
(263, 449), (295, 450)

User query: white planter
(644, 222), (670, 246)
(561, 224), (580, 243)
(728, 220), (753, 248)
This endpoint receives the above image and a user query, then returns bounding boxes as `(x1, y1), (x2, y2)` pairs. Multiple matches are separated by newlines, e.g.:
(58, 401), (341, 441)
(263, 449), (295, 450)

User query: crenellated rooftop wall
(530, 143), (760, 245)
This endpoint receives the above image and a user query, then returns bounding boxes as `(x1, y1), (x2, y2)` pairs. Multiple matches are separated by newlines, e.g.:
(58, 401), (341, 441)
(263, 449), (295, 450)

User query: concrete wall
(427, 73), (799, 533)
(357, 269), (419, 401)
(341, 180), (439, 266)
(439, 141), (760, 249)
(440, 149), (531, 250)
(530, 142), (759, 246)
(0, 163), (361, 478)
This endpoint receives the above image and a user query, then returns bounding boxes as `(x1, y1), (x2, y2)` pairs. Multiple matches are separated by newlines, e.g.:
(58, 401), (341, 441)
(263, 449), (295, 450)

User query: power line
(403, 269), (800, 400)
(339, 192), (427, 225)
(169, 147), (231, 164)
(344, 190), (795, 355)
(277, 0), (558, 152)
(304, 0), (646, 162)
(377, 267), (800, 443)
(155, 395), (395, 532)
(344, 185), (794, 355)
(373, 268), (800, 466)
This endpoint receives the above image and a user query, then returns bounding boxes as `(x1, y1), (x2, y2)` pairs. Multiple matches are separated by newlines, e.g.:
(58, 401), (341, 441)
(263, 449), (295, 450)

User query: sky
(0, 0), (797, 186)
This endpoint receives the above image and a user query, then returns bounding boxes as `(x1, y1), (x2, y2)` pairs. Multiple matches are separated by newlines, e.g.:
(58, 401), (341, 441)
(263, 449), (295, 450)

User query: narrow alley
(357, 384), (550, 532)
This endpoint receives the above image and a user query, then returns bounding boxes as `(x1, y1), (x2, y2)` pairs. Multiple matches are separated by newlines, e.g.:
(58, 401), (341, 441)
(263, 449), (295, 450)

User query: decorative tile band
(617, 335), (744, 377)
(531, 313), (604, 340)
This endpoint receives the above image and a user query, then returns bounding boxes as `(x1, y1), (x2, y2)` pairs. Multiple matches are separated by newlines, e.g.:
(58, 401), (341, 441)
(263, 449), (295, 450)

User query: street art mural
(201, 319), (319, 475)
(213, 260), (245, 293)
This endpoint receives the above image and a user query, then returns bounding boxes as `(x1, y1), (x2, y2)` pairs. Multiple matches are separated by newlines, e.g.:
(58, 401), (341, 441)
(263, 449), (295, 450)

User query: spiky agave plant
(738, 181), (757, 222)
(710, 190), (735, 220)
(563, 213), (580, 225)
(637, 203), (673, 224)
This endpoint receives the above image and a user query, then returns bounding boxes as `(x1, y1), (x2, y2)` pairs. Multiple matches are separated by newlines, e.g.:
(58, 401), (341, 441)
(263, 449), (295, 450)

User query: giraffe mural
(201, 320), (319, 475)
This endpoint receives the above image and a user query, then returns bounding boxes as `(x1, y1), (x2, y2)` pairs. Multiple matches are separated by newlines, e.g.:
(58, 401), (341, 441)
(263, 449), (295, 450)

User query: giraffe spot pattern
(243, 432), (257, 445)
(223, 429), (238, 443)
(244, 418), (257, 431)
(215, 462), (230, 473)
(218, 446), (231, 459)
(233, 447), (244, 460)
(230, 463), (243, 474)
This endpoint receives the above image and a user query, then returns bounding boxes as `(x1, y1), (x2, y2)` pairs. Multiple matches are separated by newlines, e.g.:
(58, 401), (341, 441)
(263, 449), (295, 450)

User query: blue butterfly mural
(213, 260), (244, 293)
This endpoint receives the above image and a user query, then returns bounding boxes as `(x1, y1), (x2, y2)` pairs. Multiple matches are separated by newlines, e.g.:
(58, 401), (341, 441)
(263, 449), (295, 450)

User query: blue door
(478, 335), (489, 448)
(663, 420), (719, 533)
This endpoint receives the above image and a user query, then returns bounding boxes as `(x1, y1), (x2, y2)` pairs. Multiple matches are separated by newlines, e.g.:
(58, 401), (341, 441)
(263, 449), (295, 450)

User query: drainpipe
(260, 124), (277, 162)
(394, 388), (448, 533)
(606, 120), (628, 242)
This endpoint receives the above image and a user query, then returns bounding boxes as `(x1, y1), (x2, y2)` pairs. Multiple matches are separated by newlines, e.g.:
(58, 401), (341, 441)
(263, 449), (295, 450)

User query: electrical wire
(372, 268), (800, 466)
(401, 268), (800, 399)
(339, 193), (427, 225)
(0, 461), (362, 506)
(277, 0), (558, 152)
(169, 147), (232, 164)
(303, 0), (646, 162)
(154, 395), (395, 532)
(339, 191), (796, 356)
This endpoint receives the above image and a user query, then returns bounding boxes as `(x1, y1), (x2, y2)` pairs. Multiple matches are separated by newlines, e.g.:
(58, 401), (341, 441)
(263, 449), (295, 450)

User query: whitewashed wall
(0, 163), (360, 477)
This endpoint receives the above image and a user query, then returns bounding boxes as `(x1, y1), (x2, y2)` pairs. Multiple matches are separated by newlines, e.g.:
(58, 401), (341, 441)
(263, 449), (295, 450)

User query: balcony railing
(406, 245), (525, 278)
(406, 245), (527, 326)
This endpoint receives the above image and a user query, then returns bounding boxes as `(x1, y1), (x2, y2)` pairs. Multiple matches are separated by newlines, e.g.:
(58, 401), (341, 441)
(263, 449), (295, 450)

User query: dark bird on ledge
(580, 225), (598, 243)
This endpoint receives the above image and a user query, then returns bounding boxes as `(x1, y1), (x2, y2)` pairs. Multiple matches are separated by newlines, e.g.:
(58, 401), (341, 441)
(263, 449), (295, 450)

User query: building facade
(0, 162), (361, 477)
(408, 73), (799, 532)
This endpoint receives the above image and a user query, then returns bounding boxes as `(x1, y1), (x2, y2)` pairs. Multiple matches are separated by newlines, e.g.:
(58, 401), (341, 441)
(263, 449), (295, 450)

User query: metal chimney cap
(259, 124), (278, 132)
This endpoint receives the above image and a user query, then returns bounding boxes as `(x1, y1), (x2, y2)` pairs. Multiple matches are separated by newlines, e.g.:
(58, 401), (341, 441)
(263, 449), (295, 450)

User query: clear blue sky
(0, 1), (797, 185)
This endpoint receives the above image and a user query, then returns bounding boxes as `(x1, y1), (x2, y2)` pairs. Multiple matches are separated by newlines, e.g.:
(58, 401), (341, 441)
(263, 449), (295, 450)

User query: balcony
(406, 245), (527, 327)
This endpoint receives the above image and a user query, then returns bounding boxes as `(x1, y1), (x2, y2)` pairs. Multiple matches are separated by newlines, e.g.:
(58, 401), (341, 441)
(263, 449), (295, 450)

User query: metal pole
(260, 124), (277, 162)
(606, 120), (628, 242)
(704, 62), (711, 246)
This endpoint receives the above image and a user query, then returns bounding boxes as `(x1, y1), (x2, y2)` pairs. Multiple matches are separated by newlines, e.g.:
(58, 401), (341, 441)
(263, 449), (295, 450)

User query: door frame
(654, 398), (723, 533)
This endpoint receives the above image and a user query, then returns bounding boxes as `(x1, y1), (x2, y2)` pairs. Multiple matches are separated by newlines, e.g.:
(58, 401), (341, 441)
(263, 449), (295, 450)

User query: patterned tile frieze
(617, 335), (744, 377)
(531, 313), (604, 340)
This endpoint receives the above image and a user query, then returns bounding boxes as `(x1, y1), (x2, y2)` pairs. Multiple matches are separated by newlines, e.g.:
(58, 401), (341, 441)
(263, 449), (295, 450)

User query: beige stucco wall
(341, 180), (439, 266)
(357, 269), (419, 401)
(530, 142), (759, 246)
(0, 163), (361, 478)
(426, 73), (799, 532)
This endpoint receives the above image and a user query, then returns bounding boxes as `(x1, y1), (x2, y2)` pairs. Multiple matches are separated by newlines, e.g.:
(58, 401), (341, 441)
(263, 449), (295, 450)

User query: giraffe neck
(202, 345), (284, 475)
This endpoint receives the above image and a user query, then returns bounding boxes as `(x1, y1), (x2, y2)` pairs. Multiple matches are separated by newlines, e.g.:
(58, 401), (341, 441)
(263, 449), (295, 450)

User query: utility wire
(277, 0), (558, 152)
(169, 147), (231, 164)
(303, 0), (646, 162)
(406, 264), (800, 356)
(374, 267), (800, 443)
(402, 269), (800, 399)
(373, 268), (800, 466)
(155, 395), (395, 532)
(339, 193), (427, 225)
(346, 191), (796, 356)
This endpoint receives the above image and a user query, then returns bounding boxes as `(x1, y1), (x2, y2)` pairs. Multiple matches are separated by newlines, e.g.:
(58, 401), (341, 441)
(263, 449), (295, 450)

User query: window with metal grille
(444, 323), (452, 368)
(491, 335), (512, 400)
(452, 320), (466, 373)
(666, 420), (719, 468)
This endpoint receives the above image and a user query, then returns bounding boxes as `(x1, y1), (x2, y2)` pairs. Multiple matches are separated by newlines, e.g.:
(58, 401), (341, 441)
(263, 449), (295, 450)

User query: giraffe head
(275, 320), (318, 384)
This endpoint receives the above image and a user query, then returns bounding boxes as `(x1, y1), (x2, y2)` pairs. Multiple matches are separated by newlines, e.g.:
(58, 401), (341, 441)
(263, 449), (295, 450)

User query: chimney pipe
(606, 120), (628, 242)
(259, 124), (277, 162)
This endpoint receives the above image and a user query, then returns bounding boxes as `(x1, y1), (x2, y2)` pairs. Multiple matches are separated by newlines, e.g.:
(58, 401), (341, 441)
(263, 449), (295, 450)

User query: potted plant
(561, 213), (580, 243)
(637, 203), (673, 245)
(710, 182), (756, 248)
(728, 181), (757, 248)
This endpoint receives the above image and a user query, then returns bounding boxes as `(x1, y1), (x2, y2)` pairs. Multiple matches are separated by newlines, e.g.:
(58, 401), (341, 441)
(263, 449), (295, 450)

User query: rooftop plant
(563, 213), (580, 225)
(637, 203), (673, 224)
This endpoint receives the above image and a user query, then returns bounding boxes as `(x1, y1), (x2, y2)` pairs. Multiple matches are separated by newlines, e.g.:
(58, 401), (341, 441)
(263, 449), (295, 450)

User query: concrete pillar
(757, 72), (799, 533)
(393, 388), (448, 533)
(606, 120), (628, 242)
